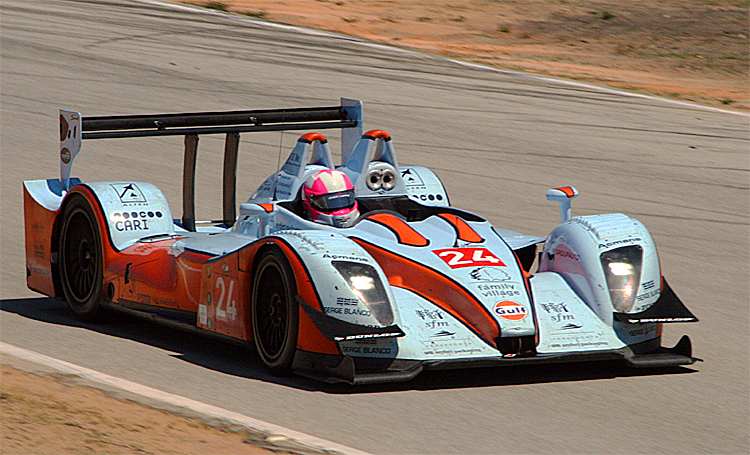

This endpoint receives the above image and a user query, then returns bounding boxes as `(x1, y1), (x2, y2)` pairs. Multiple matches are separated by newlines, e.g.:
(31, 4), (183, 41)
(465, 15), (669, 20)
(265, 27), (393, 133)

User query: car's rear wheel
(251, 248), (299, 375)
(59, 195), (105, 321)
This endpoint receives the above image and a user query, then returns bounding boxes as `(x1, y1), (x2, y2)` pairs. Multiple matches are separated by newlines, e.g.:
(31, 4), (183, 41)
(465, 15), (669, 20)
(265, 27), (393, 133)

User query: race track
(1, 1), (748, 453)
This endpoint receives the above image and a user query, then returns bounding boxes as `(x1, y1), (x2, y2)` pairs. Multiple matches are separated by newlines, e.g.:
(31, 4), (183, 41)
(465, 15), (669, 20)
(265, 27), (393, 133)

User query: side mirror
(546, 186), (579, 222)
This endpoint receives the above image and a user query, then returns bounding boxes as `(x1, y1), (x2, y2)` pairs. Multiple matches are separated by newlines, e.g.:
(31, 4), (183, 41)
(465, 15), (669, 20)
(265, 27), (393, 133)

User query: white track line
(134, 0), (747, 117)
(1, 342), (372, 455)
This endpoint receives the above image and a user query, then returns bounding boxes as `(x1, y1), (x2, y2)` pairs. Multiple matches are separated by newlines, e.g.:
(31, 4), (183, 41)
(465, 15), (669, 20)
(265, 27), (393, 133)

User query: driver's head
(302, 169), (359, 228)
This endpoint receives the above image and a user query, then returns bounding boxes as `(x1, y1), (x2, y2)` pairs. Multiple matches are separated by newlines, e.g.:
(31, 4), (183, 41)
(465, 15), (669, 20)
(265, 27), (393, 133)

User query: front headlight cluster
(332, 261), (394, 325)
(600, 245), (643, 313)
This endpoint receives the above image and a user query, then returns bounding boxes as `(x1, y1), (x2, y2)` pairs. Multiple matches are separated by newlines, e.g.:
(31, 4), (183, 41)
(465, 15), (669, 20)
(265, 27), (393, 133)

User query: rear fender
(23, 179), (79, 297)
(75, 181), (175, 251)
(400, 166), (450, 207)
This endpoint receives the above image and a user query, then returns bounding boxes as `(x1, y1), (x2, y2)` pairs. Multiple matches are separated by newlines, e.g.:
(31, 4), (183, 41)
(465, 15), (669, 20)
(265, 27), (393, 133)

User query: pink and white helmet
(302, 169), (359, 228)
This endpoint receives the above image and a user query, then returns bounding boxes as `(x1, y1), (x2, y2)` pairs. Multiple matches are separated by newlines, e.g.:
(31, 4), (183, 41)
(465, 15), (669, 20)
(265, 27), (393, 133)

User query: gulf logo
(493, 301), (528, 321)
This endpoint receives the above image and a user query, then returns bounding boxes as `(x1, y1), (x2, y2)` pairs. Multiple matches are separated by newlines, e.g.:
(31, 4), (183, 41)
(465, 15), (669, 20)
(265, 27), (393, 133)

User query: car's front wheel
(251, 247), (299, 375)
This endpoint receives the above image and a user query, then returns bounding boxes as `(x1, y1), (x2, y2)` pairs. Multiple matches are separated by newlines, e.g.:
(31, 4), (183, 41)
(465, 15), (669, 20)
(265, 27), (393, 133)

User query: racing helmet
(302, 169), (359, 228)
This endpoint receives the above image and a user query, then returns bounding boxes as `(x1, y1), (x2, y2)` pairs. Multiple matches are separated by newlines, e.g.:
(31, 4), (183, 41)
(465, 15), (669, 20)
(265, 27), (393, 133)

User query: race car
(24, 98), (698, 384)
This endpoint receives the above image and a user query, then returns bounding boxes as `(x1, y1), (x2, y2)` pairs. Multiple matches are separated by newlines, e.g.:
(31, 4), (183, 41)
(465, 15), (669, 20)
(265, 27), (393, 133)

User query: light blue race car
(23, 99), (698, 384)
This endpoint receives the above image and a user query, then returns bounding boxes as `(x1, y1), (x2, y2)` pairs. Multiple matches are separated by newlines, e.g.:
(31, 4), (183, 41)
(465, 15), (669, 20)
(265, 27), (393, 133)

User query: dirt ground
(190, 0), (749, 110)
(2, 1), (747, 454)
(0, 364), (283, 454)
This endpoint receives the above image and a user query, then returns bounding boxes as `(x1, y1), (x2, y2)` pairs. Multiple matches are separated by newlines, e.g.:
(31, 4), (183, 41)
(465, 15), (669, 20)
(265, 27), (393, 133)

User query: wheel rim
(62, 210), (98, 304)
(256, 264), (289, 361)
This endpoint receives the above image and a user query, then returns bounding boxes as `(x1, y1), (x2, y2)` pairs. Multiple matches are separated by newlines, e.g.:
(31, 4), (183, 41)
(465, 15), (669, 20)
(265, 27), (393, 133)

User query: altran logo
(493, 301), (528, 321)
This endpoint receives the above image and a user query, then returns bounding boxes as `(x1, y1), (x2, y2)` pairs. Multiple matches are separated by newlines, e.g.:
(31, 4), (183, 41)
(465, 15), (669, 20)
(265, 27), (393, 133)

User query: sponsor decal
(540, 302), (567, 313)
(633, 301), (655, 313)
(336, 297), (359, 306)
(598, 238), (642, 249)
(111, 183), (147, 204)
(324, 306), (371, 316)
(271, 222), (300, 232)
(560, 323), (583, 330)
(199, 304), (208, 325)
(60, 147), (72, 164)
(432, 330), (456, 337)
(627, 325), (657, 338)
(469, 267), (510, 282)
(493, 301), (528, 321)
(333, 332), (400, 341)
(540, 302), (579, 325)
(112, 210), (163, 232)
(152, 297), (179, 308)
(415, 309), (444, 320)
(322, 253), (367, 262)
(415, 309), (450, 329)
(412, 193), (444, 202)
(342, 345), (392, 354)
(434, 247), (505, 269)
(29, 266), (51, 276)
(423, 347), (482, 356)
(642, 280), (655, 290)
(401, 168), (424, 186)
(554, 247), (579, 260)
(636, 290), (660, 302)
(473, 282), (521, 299)
(627, 317), (695, 323)
(550, 340), (609, 349)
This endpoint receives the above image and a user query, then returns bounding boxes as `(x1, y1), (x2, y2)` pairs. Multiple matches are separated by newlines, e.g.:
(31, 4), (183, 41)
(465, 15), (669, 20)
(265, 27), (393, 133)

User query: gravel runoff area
(185, 0), (749, 111)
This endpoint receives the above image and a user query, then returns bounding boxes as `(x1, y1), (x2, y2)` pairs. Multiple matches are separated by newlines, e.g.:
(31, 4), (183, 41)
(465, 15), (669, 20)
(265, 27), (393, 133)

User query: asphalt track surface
(1, 1), (748, 453)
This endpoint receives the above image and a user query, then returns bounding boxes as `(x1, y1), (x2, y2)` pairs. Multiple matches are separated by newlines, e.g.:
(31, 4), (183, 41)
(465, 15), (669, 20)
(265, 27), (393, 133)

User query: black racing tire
(58, 195), (105, 321)
(251, 247), (299, 375)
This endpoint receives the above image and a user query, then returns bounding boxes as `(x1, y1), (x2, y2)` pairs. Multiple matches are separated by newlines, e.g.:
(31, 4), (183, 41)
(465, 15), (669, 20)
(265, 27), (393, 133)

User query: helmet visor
(309, 189), (356, 212)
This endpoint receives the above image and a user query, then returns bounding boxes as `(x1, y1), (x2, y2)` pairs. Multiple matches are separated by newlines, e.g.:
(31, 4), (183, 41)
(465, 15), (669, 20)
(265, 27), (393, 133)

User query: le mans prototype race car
(24, 99), (698, 384)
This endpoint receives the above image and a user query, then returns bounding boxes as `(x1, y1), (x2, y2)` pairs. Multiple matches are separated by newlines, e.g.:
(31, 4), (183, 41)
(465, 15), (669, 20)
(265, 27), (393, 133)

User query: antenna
(272, 112), (286, 201)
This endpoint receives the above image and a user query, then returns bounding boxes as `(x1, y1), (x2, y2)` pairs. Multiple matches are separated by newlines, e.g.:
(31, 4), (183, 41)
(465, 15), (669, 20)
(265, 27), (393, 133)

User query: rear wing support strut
(61, 99), (363, 230)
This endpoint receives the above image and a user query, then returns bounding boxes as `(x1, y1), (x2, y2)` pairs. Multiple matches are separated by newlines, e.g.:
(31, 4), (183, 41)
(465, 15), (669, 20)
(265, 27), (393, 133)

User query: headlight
(600, 245), (642, 313)
(332, 261), (394, 325)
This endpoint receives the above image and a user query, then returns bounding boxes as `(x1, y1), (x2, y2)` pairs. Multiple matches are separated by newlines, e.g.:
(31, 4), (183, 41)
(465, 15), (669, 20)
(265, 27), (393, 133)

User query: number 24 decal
(215, 277), (237, 320)
(433, 248), (506, 269)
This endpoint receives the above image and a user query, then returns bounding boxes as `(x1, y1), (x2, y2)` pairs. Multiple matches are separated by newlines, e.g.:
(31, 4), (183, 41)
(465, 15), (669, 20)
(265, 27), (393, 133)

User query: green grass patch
(204, 1), (228, 11)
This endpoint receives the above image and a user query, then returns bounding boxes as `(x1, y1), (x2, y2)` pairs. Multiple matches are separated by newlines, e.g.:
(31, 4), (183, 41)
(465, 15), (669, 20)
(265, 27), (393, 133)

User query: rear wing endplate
(60, 98), (363, 231)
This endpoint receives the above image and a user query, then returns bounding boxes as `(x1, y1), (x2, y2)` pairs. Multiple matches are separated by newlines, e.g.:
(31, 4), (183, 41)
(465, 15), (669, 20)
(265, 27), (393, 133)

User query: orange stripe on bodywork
(438, 213), (484, 243)
(353, 238), (499, 346)
(257, 203), (274, 213)
(554, 187), (576, 198)
(299, 132), (328, 143)
(363, 130), (391, 140)
(365, 213), (429, 247)
(273, 240), (340, 355)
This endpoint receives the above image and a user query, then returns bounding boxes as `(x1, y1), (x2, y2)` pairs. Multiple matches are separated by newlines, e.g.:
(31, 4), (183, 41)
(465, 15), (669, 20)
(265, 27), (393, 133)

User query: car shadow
(1, 297), (697, 394)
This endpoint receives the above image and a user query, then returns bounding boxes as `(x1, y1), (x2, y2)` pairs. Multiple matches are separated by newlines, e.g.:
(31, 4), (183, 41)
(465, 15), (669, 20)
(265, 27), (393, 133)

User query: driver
(302, 169), (360, 228)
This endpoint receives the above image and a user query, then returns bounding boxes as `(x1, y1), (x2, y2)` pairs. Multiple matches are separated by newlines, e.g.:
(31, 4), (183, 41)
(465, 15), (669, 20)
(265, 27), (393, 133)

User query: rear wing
(59, 98), (363, 231)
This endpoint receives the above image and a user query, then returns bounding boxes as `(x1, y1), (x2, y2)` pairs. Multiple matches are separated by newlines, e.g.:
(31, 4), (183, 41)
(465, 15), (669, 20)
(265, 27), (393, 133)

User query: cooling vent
(571, 214), (638, 241)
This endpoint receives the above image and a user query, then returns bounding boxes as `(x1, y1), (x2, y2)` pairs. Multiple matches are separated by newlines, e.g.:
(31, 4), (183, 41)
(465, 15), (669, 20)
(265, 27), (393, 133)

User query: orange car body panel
(353, 239), (500, 346)
(23, 184), (59, 297)
(26, 184), (335, 353)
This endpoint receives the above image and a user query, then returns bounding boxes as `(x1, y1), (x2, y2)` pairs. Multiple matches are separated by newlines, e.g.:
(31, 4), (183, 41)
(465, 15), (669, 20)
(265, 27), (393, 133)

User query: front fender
(273, 230), (400, 329)
(539, 213), (661, 326)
